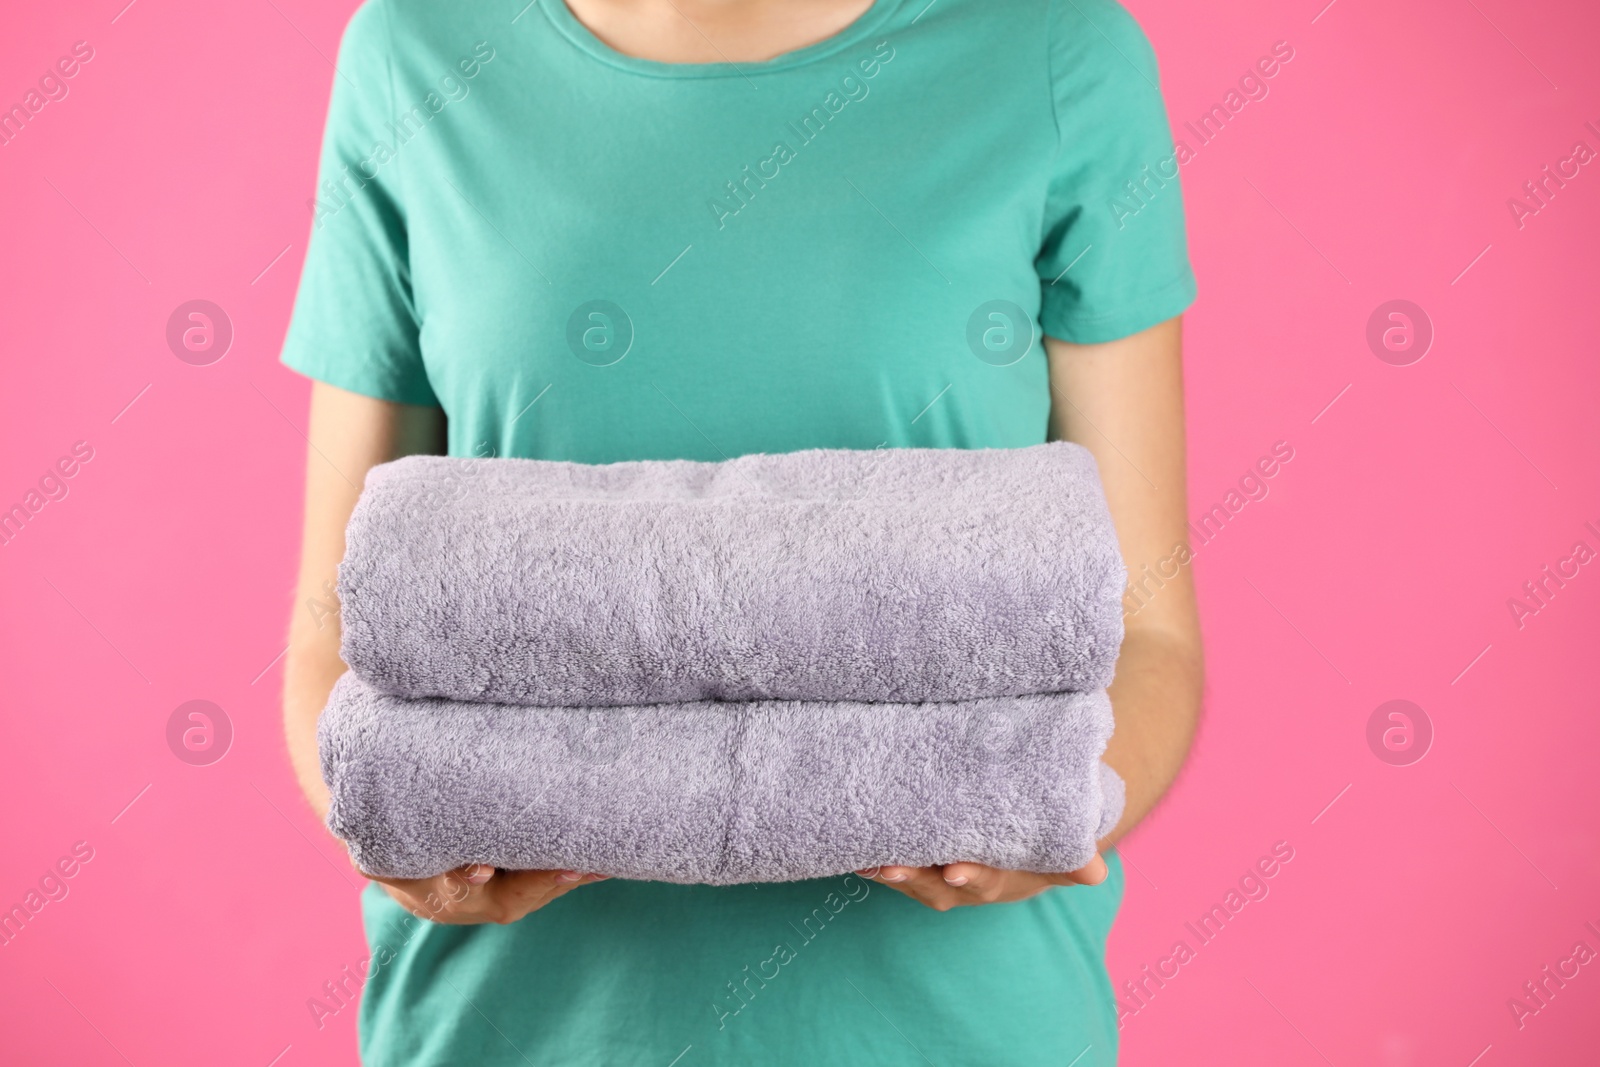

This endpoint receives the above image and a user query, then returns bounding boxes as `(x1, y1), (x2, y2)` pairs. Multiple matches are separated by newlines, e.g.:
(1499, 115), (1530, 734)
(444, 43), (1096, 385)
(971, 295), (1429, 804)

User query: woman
(281, 0), (1202, 1062)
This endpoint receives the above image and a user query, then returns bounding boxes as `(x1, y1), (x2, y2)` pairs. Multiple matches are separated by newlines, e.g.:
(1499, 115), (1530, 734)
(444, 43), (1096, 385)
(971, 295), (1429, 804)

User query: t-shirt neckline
(539, 0), (906, 78)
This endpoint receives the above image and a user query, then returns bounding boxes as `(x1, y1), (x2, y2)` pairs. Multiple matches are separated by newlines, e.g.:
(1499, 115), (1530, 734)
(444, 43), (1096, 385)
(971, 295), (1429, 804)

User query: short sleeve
(279, 0), (438, 407)
(1037, 0), (1197, 344)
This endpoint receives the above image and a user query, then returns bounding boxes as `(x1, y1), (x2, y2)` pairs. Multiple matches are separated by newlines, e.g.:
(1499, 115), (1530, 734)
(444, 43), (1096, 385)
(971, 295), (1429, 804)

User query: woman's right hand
(371, 865), (609, 925)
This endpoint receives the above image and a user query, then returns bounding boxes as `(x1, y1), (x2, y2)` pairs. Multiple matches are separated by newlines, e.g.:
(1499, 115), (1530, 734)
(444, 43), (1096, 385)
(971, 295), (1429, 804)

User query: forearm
(280, 382), (447, 825)
(281, 434), (356, 825)
(284, 616), (345, 822)
(1043, 320), (1201, 850)
(1098, 623), (1202, 846)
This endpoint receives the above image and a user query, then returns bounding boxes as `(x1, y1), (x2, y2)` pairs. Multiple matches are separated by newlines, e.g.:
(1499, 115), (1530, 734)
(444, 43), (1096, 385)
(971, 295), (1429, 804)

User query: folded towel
(321, 672), (1123, 885)
(338, 443), (1125, 708)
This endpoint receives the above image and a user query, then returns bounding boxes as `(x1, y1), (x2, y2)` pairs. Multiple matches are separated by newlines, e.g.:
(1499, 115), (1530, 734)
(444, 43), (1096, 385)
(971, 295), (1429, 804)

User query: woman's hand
(371, 864), (609, 925)
(857, 857), (1108, 911)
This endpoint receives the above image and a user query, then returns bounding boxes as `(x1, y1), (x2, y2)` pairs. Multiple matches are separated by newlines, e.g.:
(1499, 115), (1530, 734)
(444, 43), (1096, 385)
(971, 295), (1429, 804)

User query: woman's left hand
(857, 856), (1109, 910)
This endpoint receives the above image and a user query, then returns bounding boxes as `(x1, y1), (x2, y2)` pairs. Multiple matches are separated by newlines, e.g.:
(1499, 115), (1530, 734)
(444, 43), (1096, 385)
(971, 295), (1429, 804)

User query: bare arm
(1046, 316), (1203, 844)
(284, 382), (446, 819)
(865, 317), (1201, 909)
(284, 381), (605, 923)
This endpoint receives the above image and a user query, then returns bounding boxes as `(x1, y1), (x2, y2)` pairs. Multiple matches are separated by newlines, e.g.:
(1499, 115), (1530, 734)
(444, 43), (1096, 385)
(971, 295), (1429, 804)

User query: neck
(560, 0), (879, 64)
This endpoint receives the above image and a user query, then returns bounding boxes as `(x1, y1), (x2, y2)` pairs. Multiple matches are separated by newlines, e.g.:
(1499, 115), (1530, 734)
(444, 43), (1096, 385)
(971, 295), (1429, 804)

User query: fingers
(940, 862), (1010, 903)
(856, 856), (1109, 911)
(1045, 853), (1109, 887)
(488, 869), (607, 923)
(864, 865), (972, 911)
(378, 866), (490, 923)
(374, 867), (608, 925)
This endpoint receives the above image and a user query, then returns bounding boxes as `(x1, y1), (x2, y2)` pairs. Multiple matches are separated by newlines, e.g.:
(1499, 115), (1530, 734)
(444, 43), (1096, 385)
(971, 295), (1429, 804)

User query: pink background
(3, 0), (1597, 1063)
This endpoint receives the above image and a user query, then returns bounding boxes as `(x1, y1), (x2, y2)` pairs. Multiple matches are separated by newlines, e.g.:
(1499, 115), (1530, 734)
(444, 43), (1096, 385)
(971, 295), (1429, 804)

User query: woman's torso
(286, 0), (1197, 1059)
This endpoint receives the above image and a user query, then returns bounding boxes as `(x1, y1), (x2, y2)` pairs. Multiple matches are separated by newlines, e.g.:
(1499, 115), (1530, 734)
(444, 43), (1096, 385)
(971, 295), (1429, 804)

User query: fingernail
(881, 870), (907, 883)
(556, 870), (583, 883)
(855, 867), (881, 879)
(466, 865), (493, 885)
(943, 875), (968, 887)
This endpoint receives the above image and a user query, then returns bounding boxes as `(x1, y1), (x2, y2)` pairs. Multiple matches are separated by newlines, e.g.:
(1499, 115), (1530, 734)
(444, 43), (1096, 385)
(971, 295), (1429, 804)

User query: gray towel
(338, 443), (1125, 708)
(321, 672), (1124, 884)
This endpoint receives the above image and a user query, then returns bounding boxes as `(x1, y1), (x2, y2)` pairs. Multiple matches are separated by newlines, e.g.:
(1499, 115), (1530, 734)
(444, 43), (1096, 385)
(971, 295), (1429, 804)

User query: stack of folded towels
(319, 442), (1128, 885)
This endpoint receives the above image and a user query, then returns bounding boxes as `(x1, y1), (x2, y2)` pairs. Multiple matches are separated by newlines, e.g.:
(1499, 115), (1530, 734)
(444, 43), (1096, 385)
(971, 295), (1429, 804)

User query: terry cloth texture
(321, 672), (1124, 884)
(337, 442), (1126, 708)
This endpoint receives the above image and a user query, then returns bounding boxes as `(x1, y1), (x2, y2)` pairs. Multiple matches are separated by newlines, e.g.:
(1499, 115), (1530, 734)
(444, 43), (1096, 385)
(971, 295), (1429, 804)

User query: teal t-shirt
(282, 0), (1194, 1061)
